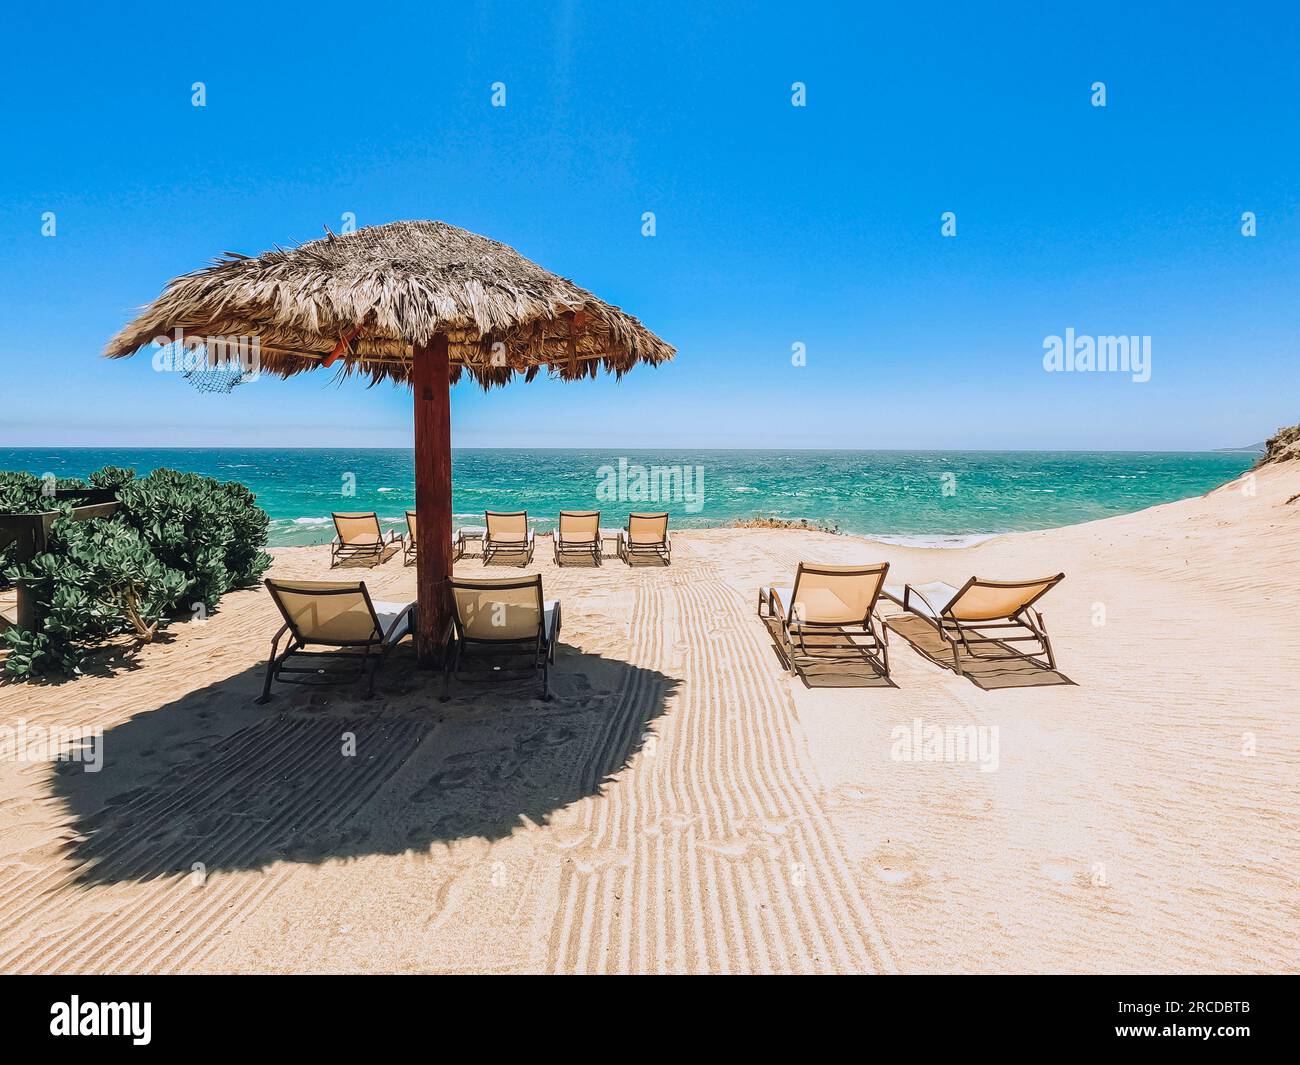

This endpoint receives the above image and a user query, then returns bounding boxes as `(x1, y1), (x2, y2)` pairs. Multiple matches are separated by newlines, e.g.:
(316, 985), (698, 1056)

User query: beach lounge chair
(883, 574), (1064, 675)
(553, 510), (602, 565)
(257, 578), (415, 702)
(402, 509), (464, 567)
(483, 510), (535, 565)
(442, 574), (561, 700)
(618, 512), (671, 565)
(329, 511), (397, 567)
(758, 562), (891, 682)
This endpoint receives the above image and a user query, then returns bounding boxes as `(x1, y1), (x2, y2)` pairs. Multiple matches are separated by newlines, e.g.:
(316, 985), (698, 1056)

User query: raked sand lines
(547, 545), (897, 973)
(0, 716), (429, 973)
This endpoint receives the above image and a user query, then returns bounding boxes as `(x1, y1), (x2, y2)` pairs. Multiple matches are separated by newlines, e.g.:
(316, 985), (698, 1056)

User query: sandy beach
(1, 458), (1296, 975)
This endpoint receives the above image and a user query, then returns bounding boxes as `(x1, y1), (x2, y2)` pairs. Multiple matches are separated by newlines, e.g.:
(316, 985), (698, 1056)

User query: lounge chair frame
(329, 512), (397, 567)
(482, 510), (536, 566)
(441, 575), (561, 701)
(896, 575), (1063, 676)
(258, 579), (415, 702)
(757, 561), (891, 685)
(618, 512), (671, 565)
(402, 509), (464, 567)
(553, 510), (603, 566)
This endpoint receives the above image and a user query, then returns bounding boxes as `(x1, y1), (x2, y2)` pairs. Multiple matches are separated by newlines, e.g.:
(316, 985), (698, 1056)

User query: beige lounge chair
(442, 574), (561, 700)
(483, 510), (535, 566)
(884, 574), (1064, 675)
(758, 562), (891, 683)
(618, 512), (671, 565)
(330, 511), (397, 567)
(403, 509), (464, 567)
(258, 578), (415, 702)
(554, 510), (602, 565)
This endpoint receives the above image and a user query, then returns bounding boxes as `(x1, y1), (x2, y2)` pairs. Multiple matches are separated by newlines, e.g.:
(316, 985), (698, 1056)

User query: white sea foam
(861, 532), (1003, 549)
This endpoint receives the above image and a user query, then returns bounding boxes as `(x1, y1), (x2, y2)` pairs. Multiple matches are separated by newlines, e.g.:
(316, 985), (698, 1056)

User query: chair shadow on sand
(49, 642), (679, 887)
(883, 613), (1075, 690)
(331, 542), (402, 568)
(757, 615), (897, 689)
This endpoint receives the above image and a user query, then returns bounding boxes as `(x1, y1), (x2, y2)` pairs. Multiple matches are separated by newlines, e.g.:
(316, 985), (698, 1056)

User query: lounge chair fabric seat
(768, 584), (878, 627)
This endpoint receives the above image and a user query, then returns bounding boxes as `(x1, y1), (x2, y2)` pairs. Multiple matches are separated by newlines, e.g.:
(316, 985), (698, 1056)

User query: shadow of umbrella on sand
(104, 219), (675, 660)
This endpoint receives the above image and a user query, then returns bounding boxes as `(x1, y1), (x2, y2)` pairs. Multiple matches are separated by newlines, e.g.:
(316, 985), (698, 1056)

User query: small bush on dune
(115, 470), (271, 609)
(1, 467), (271, 679)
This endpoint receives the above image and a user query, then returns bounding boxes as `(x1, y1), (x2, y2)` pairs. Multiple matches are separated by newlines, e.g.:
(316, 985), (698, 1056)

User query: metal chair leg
(256, 627), (290, 704)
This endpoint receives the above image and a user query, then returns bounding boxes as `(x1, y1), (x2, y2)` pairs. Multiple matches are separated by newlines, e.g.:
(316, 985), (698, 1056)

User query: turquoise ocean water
(0, 448), (1253, 547)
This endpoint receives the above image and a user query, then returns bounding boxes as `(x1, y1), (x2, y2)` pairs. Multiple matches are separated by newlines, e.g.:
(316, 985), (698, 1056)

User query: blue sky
(2, 1), (1296, 450)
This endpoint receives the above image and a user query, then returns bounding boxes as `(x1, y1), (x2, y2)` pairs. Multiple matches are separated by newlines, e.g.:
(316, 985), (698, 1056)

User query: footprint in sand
(516, 726), (576, 753)
(413, 764), (478, 799)
(1039, 859), (1085, 886)
(548, 805), (591, 849)
(868, 842), (927, 887)
(568, 846), (632, 874)
(695, 837), (777, 861)
(694, 819), (792, 862)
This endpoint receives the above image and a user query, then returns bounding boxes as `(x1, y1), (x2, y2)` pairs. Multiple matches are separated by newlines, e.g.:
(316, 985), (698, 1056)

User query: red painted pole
(413, 334), (453, 665)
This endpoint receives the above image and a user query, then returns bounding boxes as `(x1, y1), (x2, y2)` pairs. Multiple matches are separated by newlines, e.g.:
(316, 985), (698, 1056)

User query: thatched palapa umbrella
(105, 220), (675, 662)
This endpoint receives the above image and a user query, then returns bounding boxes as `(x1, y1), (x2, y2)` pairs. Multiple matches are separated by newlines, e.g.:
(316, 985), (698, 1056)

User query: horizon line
(0, 444), (1264, 455)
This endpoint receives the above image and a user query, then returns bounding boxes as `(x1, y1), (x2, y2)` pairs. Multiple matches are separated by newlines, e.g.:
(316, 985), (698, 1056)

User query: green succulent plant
(1, 466), (271, 679)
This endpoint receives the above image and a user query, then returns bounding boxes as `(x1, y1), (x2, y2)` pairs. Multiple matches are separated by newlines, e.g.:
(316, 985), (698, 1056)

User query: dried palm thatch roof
(104, 220), (675, 388)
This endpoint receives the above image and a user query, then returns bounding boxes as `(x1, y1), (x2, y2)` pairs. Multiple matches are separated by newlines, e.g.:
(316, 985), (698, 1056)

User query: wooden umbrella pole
(413, 334), (453, 665)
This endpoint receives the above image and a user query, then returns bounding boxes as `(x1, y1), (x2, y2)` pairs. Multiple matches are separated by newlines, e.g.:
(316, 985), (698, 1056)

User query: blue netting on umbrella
(182, 364), (257, 393)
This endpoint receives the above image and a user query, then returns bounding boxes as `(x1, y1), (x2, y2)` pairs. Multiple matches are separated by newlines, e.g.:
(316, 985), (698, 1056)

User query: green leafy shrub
(115, 470), (271, 608)
(0, 471), (46, 513)
(0, 472), (47, 578)
(1, 466), (271, 679)
(88, 466), (136, 491)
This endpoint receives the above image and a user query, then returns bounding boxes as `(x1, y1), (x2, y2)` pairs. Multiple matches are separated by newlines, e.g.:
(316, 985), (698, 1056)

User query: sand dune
(1, 461), (1297, 973)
